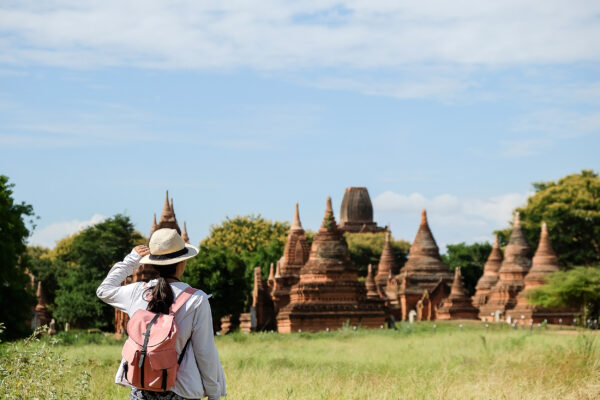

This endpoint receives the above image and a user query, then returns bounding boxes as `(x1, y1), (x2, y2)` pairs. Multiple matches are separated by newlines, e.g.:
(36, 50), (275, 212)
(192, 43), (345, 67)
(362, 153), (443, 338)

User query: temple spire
(320, 196), (337, 230)
(268, 263), (275, 281)
(181, 221), (190, 243)
(375, 230), (397, 287)
(150, 213), (158, 236)
(291, 202), (303, 230)
(420, 209), (427, 225)
(160, 190), (171, 223)
(365, 264), (378, 299)
(514, 211), (521, 227)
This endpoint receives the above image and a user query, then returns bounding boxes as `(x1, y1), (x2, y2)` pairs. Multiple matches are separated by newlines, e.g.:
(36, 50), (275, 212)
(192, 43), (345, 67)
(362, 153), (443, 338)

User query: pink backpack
(121, 286), (197, 392)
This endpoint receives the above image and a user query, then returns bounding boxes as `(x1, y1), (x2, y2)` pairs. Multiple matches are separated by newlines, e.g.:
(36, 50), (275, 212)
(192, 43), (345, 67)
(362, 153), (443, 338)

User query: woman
(97, 228), (226, 400)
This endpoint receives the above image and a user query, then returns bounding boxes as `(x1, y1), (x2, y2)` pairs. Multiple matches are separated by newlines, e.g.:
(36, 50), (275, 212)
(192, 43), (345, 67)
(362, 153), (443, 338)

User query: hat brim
(139, 244), (199, 266)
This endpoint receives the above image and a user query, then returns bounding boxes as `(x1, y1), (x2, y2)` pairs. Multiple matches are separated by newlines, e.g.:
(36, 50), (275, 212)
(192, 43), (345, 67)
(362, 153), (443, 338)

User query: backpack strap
(169, 287), (197, 315)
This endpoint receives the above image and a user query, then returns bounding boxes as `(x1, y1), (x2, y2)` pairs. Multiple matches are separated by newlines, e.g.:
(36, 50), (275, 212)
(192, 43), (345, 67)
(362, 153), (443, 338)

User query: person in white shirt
(97, 228), (226, 400)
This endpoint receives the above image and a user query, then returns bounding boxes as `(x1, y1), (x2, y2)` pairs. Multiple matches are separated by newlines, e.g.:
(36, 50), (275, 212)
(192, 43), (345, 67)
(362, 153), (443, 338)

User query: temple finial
(291, 202), (302, 230)
(514, 211), (521, 227)
(493, 234), (498, 248)
(326, 196), (333, 213)
(420, 209), (427, 225)
(181, 221), (190, 243)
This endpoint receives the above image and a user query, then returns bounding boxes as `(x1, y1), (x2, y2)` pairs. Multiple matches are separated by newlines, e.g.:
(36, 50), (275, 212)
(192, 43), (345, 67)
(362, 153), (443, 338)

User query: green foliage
(52, 215), (145, 329)
(496, 170), (600, 266)
(0, 176), (36, 340)
(183, 215), (289, 327)
(441, 242), (492, 295)
(201, 215), (289, 254)
(344, 232), (410, 276)
(528, 266), (600, 323)
(0, 325), (90, 399)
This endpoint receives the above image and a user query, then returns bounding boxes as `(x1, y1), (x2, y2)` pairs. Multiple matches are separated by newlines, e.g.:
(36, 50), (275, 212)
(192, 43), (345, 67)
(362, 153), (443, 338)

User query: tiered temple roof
(472, 235), (503, 307)
(338, 187), (386, 233)
(507, 223), (575, 324)
(479, 212), (531, 319)
(437, 267), (478, 320)
(276, 197), (386, 332)
(392, 209), (453, 320)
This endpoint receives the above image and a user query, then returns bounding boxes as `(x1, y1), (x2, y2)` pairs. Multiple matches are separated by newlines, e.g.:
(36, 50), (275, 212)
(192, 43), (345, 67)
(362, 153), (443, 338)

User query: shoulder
(171, 282), (211, 309)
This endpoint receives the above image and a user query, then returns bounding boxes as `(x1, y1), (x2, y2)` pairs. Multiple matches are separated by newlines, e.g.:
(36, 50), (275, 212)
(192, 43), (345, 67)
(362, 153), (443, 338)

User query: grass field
(2, 321), (599, 399)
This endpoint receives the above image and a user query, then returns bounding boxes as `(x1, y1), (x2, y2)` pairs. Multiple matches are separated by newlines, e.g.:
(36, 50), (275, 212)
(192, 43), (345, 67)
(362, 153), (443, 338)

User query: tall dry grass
(2, 321), (598, 399)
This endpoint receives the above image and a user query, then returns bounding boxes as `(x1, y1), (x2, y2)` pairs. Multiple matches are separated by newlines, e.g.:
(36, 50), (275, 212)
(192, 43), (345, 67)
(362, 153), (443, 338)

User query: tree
(441, 242), (492, 296)
(496, 170), (600, 267)
(345, 232), (410, 277)
(182, 215), (290, 327)
(0, 175), (36, 340)
(182, 247), (248, 331)
(528, 267), (600, 324)
(52, 215), (145, 329)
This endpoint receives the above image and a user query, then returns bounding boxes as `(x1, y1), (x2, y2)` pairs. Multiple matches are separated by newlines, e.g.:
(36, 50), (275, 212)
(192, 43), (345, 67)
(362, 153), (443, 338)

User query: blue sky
(1, 1), (599, 251)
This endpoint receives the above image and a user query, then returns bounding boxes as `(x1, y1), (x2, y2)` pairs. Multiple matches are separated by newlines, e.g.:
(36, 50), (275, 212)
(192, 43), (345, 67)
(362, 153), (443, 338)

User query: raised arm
(96, 245), (149, 313)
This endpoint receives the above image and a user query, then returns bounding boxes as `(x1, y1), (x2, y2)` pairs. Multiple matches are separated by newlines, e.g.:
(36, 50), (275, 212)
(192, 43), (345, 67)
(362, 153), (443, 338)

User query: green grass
(2, 322), (599, 399)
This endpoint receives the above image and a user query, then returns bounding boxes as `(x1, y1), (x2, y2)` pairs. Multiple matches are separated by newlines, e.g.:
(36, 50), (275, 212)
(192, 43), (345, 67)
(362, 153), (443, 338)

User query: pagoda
(471, 235), (503, 308)
(394, 209), (453, 320)
(276, 197), (386, 332)
(437, 267), (479, 320)
(32, 281), (51, 329)
(240, 267), (276, 332)
(479, 212), (531, 321)
(374, 232), (397, 291)
(338, 187), (386, 233)
(507, 223), (575, 324)
(270, 203), (310, 313)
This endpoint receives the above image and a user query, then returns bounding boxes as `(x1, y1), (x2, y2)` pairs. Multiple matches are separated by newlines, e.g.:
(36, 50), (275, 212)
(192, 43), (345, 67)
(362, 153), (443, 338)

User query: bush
(0, 323), (90, 399)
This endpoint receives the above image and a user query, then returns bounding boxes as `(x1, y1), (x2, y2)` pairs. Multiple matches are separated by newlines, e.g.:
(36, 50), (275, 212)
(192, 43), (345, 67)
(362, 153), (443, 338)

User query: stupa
(471, 235), (503, 308)
(507, 223), (575, 324)
(365, 264), (379, 300)
(437, 267), (479, 320)
(270, 203), (310, 313)
(374, 232), (397, 291)
(32, 281), (51, 329)
(240, 267), (276, 332)
(479, 212), (531, 321)
(338, 187), (386, 233)
(276, 197), (386, 332)
(393, 209), (453, 320)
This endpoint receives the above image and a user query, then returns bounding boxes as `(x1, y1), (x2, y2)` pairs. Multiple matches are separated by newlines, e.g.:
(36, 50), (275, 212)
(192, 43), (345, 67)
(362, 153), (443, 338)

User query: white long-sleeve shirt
(96, 249), (226, 400)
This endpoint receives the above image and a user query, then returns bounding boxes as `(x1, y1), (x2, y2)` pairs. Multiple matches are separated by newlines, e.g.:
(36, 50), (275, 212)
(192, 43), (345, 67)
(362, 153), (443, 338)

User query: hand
(134, 245), (150, 257)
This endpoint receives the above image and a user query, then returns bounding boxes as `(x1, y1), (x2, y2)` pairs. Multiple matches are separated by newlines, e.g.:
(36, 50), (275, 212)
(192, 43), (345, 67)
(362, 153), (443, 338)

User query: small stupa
(471, 235), (503, 308)
(276, 197), (386, 332)
(394, 209), (453, 320)
(375, 232), (397, 291)
(507, 223), (575, 324)
(365, 264), (379, 300)
(270, 203), (310, 313)
(437, 267), (479, 320)
(479, 212), (531, 320)
(33, 281), (51, 329)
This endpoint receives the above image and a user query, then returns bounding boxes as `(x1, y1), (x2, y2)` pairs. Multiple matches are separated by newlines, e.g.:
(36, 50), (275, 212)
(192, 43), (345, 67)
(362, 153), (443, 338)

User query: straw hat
(140, 228), (199, 266)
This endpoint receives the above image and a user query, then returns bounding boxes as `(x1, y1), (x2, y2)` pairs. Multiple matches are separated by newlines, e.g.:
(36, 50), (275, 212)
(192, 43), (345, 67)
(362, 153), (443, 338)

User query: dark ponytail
(146, 263), (178, 314)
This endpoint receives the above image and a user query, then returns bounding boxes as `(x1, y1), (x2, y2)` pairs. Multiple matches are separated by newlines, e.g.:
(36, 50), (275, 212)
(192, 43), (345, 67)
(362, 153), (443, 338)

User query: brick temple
(471, 235), (503, 308)
(437, 267), (478, 320)
(276, 197), (386, 332)
(386, 210), (453, 321)
(479, 213), (531, 320)
(338, 187), (386, 233)
(506, 223), (575, 324)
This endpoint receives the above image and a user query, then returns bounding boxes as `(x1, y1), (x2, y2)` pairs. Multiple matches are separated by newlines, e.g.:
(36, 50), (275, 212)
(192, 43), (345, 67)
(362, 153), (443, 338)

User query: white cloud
(28, 214), (106, 248)
(373, 190), (530, 250)
(0, 1), (599, 70)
